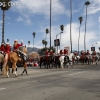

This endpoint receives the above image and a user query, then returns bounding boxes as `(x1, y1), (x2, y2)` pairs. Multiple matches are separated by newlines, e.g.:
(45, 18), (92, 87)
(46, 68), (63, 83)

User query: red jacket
(45, 51), (49, 55)
(13, 43), (23, 50)
(86, 52), (90, 55)
(81, 52), (84, 55)
(64, 49), (68, 55)
(50, 51), (54, 56)
(0, 45), (5, 52)
(60, 50), (63, 55)
(5, 45), (11, 53)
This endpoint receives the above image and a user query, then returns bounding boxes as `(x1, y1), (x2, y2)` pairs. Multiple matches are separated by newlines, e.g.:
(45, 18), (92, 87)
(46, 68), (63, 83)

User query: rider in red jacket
(13, 39), (23, 50)
(64, 48), (68, 55)
(50, 49), (54, 56)
(0, 43), (5, 53)
(5, 43), (11, 53)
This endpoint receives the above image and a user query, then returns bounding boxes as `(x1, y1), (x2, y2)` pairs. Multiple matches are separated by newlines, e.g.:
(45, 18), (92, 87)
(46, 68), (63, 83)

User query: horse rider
(0, 42), (6, 54)
(13, 39), (23, 51)
(60, 49), (64, 55)
(13, 39), (27, 61)
(81, 50), (85, 56)
(50, 49), (54, 56)
(4, 43), (11, 61)
(86, 50), (90, 55)
(74, 51), (78, 56)
(45, 49), (49, 56)
(64, 48), (68, 56)
(92, 51), (96, 57)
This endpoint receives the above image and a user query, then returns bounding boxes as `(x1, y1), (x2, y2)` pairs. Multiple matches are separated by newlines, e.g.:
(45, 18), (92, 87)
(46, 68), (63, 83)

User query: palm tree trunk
(70, 0), (72, 53)
(78, 24), (81, 55)
(2, 10), (5, 43)
(84, 5), (87, 52)
(33, 37), (34, 50)
(50, 0), (52, 49)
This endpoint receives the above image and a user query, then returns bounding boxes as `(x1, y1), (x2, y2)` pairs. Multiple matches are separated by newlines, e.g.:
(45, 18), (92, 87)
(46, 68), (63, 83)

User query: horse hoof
(21, 73), (23, 75)
(26, 73), (28, 75)
(15, 75), (17, 77)
(7, 76), (9, 78)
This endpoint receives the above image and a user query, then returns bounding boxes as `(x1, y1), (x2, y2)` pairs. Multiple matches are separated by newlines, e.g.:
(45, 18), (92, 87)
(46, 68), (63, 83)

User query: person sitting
(45, 49), (49, 56)
(13, 39), (27, 61)
(13, 39), (23, 51)
(74, 51), (78, 56)
(81, 50), (85, 55)
(92, 51), (96, 55)
(0, 42), (6, 54)
(64, 48), (68, 56)
(86, 50), (90, 55)
(60, 49), (64, 55)
(50, 49), (54, 56)
(4, 43), (11, 61)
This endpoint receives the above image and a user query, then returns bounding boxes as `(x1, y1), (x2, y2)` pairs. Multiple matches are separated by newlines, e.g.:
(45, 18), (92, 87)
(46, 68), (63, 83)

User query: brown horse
(5, 46), (28, 78)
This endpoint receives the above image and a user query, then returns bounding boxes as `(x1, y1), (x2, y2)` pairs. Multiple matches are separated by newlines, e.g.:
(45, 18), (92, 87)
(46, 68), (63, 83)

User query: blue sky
(0, 0), (100, 52)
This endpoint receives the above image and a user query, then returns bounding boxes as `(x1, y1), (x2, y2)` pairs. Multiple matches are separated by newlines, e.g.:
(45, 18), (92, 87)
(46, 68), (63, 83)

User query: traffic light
(54, 39), (60, 46)
(91, 47), (95, 51)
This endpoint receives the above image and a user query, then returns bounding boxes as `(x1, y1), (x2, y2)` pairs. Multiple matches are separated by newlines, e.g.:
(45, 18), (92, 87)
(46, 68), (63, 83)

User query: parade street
(0, 63), (100, 100)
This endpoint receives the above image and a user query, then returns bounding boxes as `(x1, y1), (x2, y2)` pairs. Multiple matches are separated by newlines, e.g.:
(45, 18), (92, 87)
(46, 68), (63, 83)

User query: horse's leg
(12, 62), (17, 77)
(21, 62), (28, 75)
(6, 65), (9, 78)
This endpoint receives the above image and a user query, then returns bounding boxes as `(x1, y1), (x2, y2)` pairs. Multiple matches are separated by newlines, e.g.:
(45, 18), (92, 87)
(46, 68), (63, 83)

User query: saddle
(15, 50), (27, 62)
(0, 51), (5, 57)
(64, 56), (69, 63)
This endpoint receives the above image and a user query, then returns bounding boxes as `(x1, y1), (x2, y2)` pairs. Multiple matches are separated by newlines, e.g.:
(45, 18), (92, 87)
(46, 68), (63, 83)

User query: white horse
(59, 53), (74, 68)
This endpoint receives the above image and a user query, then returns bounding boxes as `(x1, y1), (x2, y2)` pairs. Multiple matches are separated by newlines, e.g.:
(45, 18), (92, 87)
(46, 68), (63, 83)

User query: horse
(91, 54), (98, 65)
(59, 53), (74, 68)
(4, 46), (28, 78)
(0, 53), (4, 72)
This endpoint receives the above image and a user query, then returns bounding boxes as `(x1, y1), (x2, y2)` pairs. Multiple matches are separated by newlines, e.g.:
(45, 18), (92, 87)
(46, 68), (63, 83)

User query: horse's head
(19, 46), (27, 54)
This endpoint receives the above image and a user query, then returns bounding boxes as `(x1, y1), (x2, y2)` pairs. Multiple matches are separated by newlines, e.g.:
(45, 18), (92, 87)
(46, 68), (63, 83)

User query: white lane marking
(0, 88), (6, 91)
(69, 71), (85, 76)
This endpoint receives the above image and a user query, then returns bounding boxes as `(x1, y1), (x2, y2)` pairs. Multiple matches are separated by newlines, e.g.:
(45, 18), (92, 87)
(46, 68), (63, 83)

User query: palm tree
(78, 16), (83, 55)
(50, 0), (52, 49)
(32, 32), (36, 49)
(0, 0), (11, 43)
(45, 28), (49, 41)
(70, 0), (72, 53)
(28, 41), (30, 47)
(42, 39), (45, 48)
(7, 38), (9, 43)
(84, 1), (90, 52)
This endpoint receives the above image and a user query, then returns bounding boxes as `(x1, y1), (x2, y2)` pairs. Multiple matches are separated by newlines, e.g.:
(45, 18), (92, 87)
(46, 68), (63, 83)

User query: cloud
(16, 16), (23, 22)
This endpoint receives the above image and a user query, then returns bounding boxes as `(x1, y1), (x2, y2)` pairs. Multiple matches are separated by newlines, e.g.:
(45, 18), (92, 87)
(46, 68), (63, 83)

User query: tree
(7, 38), (9, 43)
(78, 16), (83, 55)
(0, 0), (11, 43)
(84, 1), (90, 52)
(32, 32), (36, 49)
(28, 41), (30, 47)
(42, 39), (45, 48)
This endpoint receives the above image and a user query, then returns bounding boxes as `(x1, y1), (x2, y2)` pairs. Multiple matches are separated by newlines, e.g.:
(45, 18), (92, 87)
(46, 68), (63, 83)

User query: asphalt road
(0, 62), (100, 100)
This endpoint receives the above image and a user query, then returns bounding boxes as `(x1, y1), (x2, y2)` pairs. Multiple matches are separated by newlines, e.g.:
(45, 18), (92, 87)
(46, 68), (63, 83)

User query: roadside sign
(91, 47), (95, 51)
(54, 39), (60, 46)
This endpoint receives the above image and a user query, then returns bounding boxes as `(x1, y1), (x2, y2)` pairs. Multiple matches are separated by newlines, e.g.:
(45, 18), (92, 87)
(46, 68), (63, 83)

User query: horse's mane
(19, 46), (27, 54)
